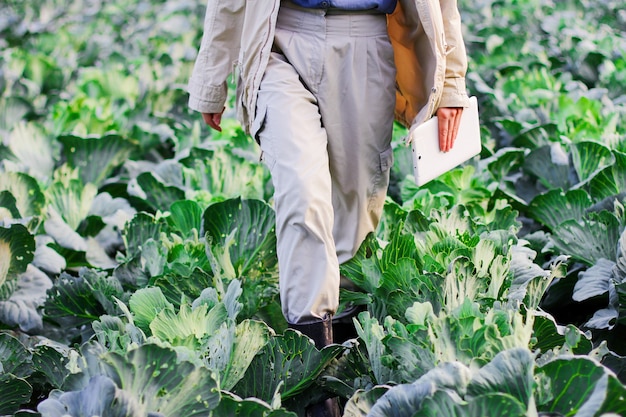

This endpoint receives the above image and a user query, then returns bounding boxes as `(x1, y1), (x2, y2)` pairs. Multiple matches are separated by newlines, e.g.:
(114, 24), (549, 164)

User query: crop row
(0, 0), (625, 415)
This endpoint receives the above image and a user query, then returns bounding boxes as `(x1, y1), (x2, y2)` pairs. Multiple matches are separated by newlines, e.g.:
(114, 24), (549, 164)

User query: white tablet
(410, 96), (481, 186)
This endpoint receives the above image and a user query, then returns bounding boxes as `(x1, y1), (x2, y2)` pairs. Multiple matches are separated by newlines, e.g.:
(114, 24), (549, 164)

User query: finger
(438, 112), (450, 152)
(444, 116), (455, 152)
(201, 112), (213, 126)
(450, 108), (463, 150)
(201, 112), (223, 132)
(208, 114), (222, 132)
(444, 118), (453, 152)
(213, 112), (223, 130)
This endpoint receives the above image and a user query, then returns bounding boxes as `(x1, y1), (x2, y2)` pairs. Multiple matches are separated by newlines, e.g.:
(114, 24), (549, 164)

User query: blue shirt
(291, 0), (397, 14)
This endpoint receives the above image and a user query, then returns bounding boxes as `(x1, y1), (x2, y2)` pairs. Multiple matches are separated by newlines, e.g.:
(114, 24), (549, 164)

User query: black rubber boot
(289, 316), (333, 350)
(333, 275), (367, 345)
(289, 317), (342, 417)
(332, 304), (366, 345)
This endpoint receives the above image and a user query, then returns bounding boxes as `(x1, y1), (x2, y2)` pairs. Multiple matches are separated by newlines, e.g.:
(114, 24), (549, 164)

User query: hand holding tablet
(410, 96), (482, 186)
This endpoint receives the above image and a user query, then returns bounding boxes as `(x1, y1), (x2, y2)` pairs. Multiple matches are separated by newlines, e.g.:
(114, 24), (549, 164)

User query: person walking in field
(188, 1), (469, 415)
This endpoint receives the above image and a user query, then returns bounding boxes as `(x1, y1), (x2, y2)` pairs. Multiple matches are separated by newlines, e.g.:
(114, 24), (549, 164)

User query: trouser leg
(255, 6), (395, 326)
(319, 12), (396, 341)
(319, 15), (397, 265)
(256, 51), (339, 325)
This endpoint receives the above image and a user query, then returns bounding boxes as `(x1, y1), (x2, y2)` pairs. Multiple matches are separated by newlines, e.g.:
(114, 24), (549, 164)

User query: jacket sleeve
(187, 0), (246, 114)
(438, 0), (470, 108)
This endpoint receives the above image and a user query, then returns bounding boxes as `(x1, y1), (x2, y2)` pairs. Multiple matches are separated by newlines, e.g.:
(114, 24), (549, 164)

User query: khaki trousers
(253, 5), (396, 324)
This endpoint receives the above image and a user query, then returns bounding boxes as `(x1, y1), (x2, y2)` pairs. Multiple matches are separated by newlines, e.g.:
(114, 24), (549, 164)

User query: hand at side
(201, 108), (225, 131)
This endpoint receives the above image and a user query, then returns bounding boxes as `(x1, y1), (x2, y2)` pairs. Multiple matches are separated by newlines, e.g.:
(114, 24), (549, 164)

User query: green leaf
(513, 122), (559, 150)
(368, 383), (434, 416)
(616, 281), (626, 327)
(466, 393), (526, 417)
(586, 307), (618, 330)
(420, 166), (490, 207)
(149, 302), (228, 349)
(44, 269), (124, 329)
(537, 356), (609, 416)
(0, 96), (32, 132)
(0, 374), (32, 416)
(121, 212), (169, 259)
(343, 387), (390, 417)
(384, 322), (436, 382)
(141, 239), (165, 277)
(376, 200), (409, 242)
(93, 315), (145, 355)
(589, 151), (626, 201)
(128, 286), (174, 334)
(221, 319), (272, 391)
(219, 278), (244, 321)
(59, 134), (137, 186)
(551, 211), (622, 265)
(43, 206), (88, 252)
(354, 312), (395, 385)
(528, 189), (593, 231)
(0, 224), (35, 288)
(36, 375), (130, 417)
(136, 172), (185, 212)
(380, 225), (420, 271)
(32, 344), (71, 389)
(477, 205), (521, 235)
(532, 313), (592, 354)
(0, 191), (21, 220)
(487, 148), (526, 182)
(162, 236), (210, 278)
(616, 228), (626, 281)
(523, 144), (572, 190)
(167, 199), (203, 238)
(378, 259), (442, 320)
(596, 375), (626, 416)
(340, 233), (384, 295)
(572, 258), (615, 302)
(33, 235), (67, 275)
(507, 242), (551, 306)
(323, 339), (376, 397)
(467, 348), (534, 406)
(151, 269), (212, 308)
(412, 390), (465, 416)
(181, 146), (267, 201)
(0, 333), (32, 377)
(203, 197), (277, 276)
(6, 122), (57, 181)
(570, 140), (615, 185)
(46, 178), (98, 231)
(0, 171), (45, 218)
(103, 344), (220, 416)
(113, 255), (150, 289)
(0, 265), (52, 331)
(234, 329), (344, 402)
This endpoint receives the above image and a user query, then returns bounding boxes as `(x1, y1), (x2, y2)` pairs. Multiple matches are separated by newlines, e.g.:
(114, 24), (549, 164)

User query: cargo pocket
(367, 145), (394, 212)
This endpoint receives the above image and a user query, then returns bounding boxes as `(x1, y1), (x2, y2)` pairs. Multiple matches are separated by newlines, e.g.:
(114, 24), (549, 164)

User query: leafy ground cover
(1, 0), (625, 415)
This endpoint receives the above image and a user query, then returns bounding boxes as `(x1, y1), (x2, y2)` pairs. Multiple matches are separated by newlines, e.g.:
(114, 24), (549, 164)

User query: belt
(325, 8), (385, 15)
(281, 1), (386, 15)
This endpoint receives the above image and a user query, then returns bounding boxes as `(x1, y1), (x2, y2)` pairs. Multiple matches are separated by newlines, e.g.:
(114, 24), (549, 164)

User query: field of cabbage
(1, 0), (626, 415)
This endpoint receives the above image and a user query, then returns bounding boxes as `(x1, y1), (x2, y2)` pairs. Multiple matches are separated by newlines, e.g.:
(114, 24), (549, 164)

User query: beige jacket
(187, 0), (470, 140)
